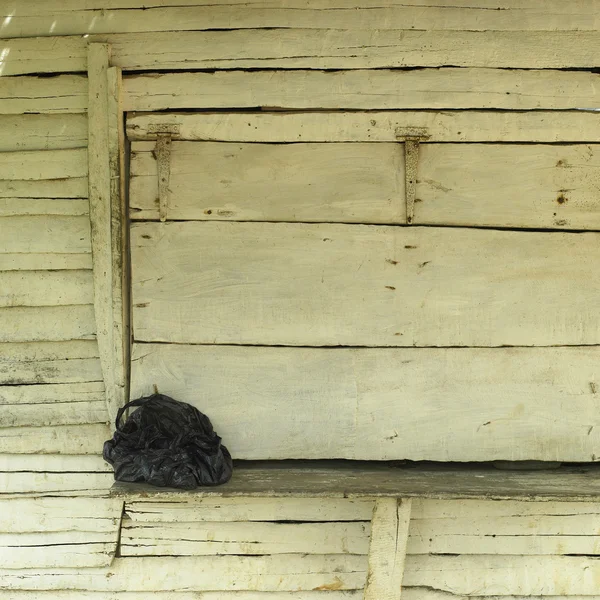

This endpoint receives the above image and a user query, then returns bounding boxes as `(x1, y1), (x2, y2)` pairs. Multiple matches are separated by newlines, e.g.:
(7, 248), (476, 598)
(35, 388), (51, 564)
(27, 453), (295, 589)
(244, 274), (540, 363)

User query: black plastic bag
(103, 393), (233, 489)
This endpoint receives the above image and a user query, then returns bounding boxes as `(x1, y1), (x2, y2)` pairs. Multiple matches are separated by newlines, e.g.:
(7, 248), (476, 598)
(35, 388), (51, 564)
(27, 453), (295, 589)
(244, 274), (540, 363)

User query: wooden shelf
(111, 461), (600, 502)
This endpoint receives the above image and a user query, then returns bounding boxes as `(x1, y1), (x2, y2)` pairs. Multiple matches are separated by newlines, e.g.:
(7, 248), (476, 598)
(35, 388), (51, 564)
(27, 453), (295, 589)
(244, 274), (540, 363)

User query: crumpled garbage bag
(103, 393), (232, 489)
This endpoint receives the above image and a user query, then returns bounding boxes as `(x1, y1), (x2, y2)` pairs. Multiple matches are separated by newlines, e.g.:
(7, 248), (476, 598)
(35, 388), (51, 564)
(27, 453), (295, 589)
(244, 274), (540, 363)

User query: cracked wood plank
(5, 0), (600, 36)
(0, 115), (87, 152)
(364, 498), (412, 600)
(123, 69), (600, 112)
(6, 30), (600, 75)
(127, 111), (600, 144)
(131, 222), (600, 347)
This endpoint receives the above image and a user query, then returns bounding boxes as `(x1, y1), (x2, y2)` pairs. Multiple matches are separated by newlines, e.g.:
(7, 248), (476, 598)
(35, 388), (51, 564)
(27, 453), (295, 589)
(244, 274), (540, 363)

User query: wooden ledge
(110, 461), (600, 502)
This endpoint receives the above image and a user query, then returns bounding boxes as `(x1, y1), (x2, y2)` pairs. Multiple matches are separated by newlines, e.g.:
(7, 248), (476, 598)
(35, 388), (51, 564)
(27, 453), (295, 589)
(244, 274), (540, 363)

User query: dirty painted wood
(0, 149), (87, 181)
(0, 381), (105, 405)
(7, 31), (600, 75)
(107, 65), (129, 424)
(0, 554), (367, 591)
(0, 254), (92, 271)
(125, 498), (375, 523)
(0, 354), (102, 384)
(112, 463), (600, 502)
(0, 497), (122, 532)
(130, 141), (404, 223)
(407, 499), (600, 555)
(402, 555), (600, 596)
(0, 454), (110, 473)
(0, 115), (87, 152)
(0, 178), (88, 199)
(0, 423), (111, 455)
(364, 499), (411, 600)
(88, 44), (126, 427)
(0, 271), (93, 307)
(121, 520), (370, 556)
(0, 216), (91, 254)
(130, 343), (600, 462)
(6, 0), (600, 36)
(416, 144), (600, 230)
(0, 75), (88, 114)
(0, 593), (366, 600)
(0, 472), (114, 495)
(131, 223), (600, 348)
(123, 69), (600, 112)
(130, 141), (600, 230)
(0, 400), (108, 428)
(0, 198), (89, 217)
(127, 111), (600, 144)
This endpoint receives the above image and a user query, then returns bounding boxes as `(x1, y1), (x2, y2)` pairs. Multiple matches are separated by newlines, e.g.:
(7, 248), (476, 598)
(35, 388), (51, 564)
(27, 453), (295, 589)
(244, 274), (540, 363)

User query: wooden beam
(87, 44), (127, 426)
(364, 499), (412, 600)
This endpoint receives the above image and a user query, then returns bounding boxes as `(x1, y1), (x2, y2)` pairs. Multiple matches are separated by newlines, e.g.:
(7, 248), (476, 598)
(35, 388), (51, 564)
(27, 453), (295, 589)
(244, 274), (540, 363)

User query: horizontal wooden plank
(0, 532), (117, 569)
(0, 254), (92, 271)
(0, 454), (111, 473)
(417, 144), (600, 229)
(126, 497), (374, 523)
(0, 424), (111, 455)
(0, 357), (102, 385)
(121, 520), (370, 556)
(130, 142), (404, 223)
(0, 340), (99, 362)
(407, 499), (600, 555)
(0, 115), (87, 152)
(0, 216), (91, 254)
(0, 554), (367, 591)
(127, 111), (600, 144)
(130, 142), (600, 229)
(0, 75), (87, 115)
(0, 497), (122, 533)
(131, 223), (600, 347)
(0, 382), (105, 405)
(0, 199), (89, 217)
(0, 592), (364, 600)
(0, 178), (88, 199)
(0, 472), (113, 495)
(123, 69), (600, 112)
(0, 149), (87, 181)
(0, 401), (108, 428)
(7, 30), (600, 75)
(0, 306), (96, 342)
(131, 344), (600, 462)
(6, 0), (600, 36)
(0, 271), (93, 307)
(403, 555), (600, 596)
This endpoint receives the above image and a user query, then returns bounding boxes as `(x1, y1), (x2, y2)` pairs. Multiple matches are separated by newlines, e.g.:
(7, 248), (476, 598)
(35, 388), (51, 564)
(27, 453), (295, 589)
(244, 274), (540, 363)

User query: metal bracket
(395, 127), (430, 225)
(154, 133), (172, 222)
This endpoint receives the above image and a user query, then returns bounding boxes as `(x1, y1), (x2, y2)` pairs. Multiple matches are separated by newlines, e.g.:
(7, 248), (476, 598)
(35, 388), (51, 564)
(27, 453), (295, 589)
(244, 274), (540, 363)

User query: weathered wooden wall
(2, 1), (600, 598)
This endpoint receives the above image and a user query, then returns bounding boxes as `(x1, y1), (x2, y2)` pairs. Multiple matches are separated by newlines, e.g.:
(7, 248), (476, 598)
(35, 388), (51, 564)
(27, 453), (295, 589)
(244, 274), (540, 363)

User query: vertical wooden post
(363, 498), (412, 600)
(88, 44), (127, 426)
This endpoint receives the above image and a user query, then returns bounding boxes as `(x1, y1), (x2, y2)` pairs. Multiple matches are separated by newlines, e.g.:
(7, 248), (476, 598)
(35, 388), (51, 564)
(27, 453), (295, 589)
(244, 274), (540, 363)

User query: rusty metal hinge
(395, 127), (430, 225)
(154, 133), (172, 222)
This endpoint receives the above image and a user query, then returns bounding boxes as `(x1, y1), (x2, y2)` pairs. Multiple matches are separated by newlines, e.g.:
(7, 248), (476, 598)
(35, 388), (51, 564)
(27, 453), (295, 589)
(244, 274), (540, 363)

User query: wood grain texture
(0, 75), (87, 114)
(0, 424), (111, 455)
(123, 69), (600, 112)
(0, 306), (96, 343)
(131, 223), (600, 348)
(0, 216), (91, 254)
(127, 111), (600, 144)
(0, 400), (108, 428)
(130, 141), (404, 223)
(125, 498), (375, 523)
(0, 254), (92, 271)
(0, 271), (93, 307)
(0, 472), (114, 495)
(130, 141), (600, 230)
(0, 149), (87, 181)
(0, 115), (87, 152)
(0, 199), (89, 217)
(6, 30), (600, 75)
(6, 0), (600, 36)
(0, 554), (367, 591)
(364, 498), (411, 600)
(0, 593), (364, 600)
(0, 178), (88, 199)
(121, 520), (370, 556)
(0, 381), (105, 406)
